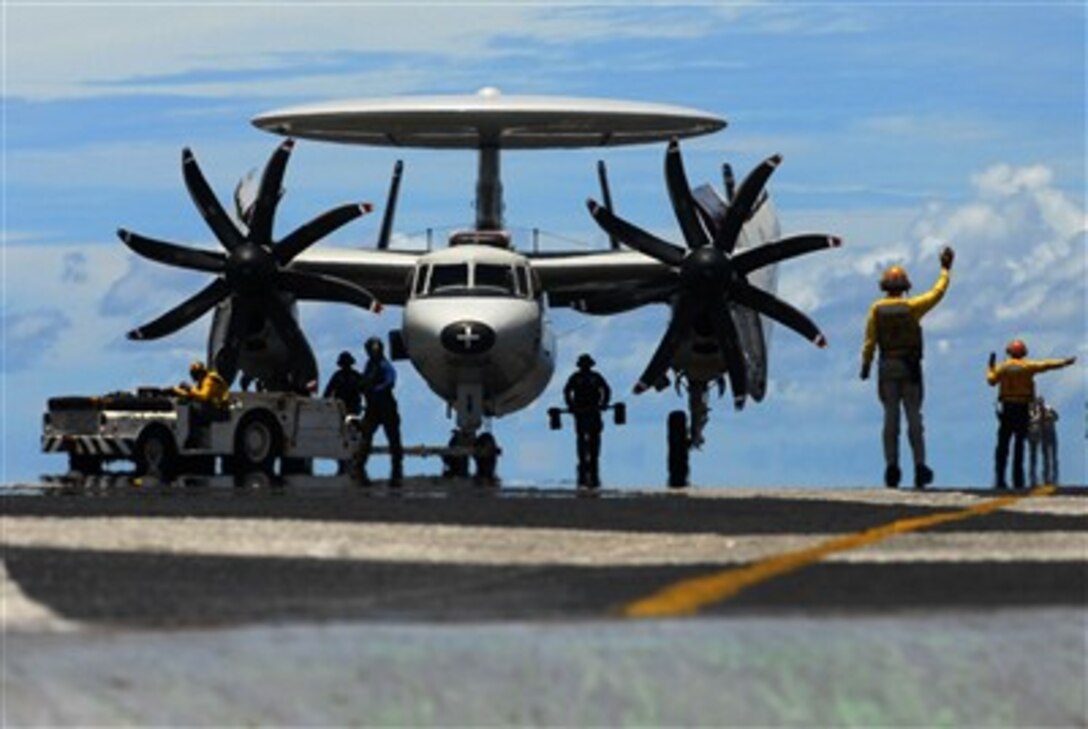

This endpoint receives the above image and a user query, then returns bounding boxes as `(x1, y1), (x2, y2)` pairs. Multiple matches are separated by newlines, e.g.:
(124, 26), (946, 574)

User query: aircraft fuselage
(401, 243), (555, 431)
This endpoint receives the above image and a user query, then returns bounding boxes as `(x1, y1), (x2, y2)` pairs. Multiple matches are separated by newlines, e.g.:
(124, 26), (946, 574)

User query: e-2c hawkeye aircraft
(118, 87), (841, 478)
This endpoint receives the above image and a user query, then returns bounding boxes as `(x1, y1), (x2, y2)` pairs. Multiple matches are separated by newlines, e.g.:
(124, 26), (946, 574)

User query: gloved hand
(940, 246), (955, 270)
(988, 352), (996, 369)
(860, 363), (871, 381)
(1066, 356), (1078, 366)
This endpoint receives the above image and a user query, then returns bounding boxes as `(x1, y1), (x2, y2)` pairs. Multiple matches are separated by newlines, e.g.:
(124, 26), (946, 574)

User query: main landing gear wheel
(442, 431), (471, 478)
(233, 411), (282, 475)
(473, 433), (500, 485)
(667, 410), (690, 489)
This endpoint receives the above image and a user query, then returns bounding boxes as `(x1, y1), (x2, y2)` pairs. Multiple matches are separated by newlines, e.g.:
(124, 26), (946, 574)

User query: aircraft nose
(440, 320), (496, 355)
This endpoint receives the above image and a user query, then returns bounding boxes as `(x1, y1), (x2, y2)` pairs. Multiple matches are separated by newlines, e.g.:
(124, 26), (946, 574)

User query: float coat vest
(874, 302), (923, 360)
(987, 358), (1069, 404)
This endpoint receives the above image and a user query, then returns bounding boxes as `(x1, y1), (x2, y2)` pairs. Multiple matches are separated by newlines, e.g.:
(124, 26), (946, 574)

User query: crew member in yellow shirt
(861, 246), (954, 489)
(174, 360), (230, 448)
(986, 340), (1075, 489)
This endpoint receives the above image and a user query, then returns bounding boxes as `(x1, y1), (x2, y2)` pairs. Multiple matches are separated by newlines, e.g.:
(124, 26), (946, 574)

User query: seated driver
(174, 361), (230, 448)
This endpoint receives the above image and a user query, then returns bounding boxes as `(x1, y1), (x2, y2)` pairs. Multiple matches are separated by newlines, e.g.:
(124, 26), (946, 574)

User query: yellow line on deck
(621, 485), (1058, 618)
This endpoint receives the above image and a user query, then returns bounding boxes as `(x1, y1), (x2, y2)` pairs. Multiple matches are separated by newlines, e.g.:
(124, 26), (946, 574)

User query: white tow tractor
(42, 389), (359, 479)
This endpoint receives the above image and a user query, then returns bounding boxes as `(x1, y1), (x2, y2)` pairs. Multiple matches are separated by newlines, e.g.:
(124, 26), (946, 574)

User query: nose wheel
(441, 428), (501, 485)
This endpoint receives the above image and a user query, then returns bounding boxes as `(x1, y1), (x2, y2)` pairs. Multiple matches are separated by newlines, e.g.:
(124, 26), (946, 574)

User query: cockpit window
(429, 263), (469, 293)
(515, 266), (530, 298)
(531, 269), (543, 300)
(474, 264), (516, 294)
(420, 261), (532, 298)
(413, 265), (429, 297)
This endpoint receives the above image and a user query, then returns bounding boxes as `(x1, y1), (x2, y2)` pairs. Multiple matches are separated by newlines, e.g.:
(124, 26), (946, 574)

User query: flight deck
(3, 477), (1084, 725)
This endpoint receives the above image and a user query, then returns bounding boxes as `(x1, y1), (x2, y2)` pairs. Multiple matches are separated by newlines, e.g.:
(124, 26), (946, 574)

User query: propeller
(119, 139), (380, 388)
(587, 139), (841, 409)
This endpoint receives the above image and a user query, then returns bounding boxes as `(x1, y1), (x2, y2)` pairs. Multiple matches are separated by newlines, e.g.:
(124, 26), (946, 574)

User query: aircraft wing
(530, 249), (676, 314)
(289, 247), (421, 307)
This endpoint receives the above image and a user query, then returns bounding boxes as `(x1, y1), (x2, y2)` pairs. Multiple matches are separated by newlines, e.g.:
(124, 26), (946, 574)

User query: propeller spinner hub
(227, 243), (277, 293)
(681, 245), (733, 295)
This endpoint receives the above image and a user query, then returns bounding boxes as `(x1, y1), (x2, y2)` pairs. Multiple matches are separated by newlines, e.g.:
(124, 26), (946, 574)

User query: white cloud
(3, 4), (884, 103)
(2, 308), (72, 372)
(913, 202), (1007, 242)
(971, 163), (1053, 198)
(855, 114), (999, 144)
(722, 4), (873, 36)
(1, 243), (203, 367)
(3, 5), (495, 100)
(3, 5), (718, 101)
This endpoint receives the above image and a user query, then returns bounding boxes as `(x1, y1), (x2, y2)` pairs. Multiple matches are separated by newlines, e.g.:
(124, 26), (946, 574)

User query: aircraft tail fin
(376, 159), (404, 250)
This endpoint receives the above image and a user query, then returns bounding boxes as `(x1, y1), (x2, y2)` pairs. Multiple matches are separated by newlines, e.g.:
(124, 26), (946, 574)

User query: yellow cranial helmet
(880, 265), (911, 292)
(1006, 339), (1028, 358)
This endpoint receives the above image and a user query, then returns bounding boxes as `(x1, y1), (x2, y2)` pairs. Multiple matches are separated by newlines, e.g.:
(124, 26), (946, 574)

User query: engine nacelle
(208, 295), (316, 391)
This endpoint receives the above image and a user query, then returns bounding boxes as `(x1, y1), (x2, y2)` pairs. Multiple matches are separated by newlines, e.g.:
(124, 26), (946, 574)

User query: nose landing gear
(441, 428), (501, 485)
(473, 432), (500, 485)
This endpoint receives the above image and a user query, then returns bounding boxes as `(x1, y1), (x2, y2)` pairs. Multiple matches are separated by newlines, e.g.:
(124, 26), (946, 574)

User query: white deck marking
(2, 517), (1083, 567)
(1, 561), (75, 632)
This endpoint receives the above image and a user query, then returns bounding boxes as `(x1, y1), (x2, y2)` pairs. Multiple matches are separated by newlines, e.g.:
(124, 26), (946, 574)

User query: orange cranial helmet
(1006, 339), (1028, 358)
(880, 265), (911, 293)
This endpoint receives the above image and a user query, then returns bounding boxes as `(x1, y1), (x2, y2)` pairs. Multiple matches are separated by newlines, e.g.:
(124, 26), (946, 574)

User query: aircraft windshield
(429, 264), (469, 294)
(422, 262), (527, 298)
(474, 264), (516, 294)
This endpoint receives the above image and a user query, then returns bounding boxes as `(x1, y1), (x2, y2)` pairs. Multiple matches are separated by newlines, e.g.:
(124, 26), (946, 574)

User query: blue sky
(2, 2), (1085, 488)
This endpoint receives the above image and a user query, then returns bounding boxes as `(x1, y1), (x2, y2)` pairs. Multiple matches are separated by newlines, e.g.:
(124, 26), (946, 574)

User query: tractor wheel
(233, 411), (282, 475)
(135, 426), (178, 480)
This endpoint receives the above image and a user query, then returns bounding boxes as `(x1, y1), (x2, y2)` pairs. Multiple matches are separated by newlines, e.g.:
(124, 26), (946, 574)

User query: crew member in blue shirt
(354, 337), (404, 486)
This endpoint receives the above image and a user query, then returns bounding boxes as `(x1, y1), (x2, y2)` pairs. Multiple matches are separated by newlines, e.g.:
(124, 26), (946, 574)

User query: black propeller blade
(127, 278), (231, 341)
(248, 139), (293, 244)
(665, 140), (710, 250)
(733, 234), (842, 275)
(275, 202), (373, 265)
(182, 148), (245, 252)
(586, 140), (840, 405)
(278, 270), (383, 313)
(732, 283), (827, 347)
(714, 154), (781, 254)
(635, 294), (696, 394)
(262, 293), (319, 388)
(120, 140), (379, 387)
(586, 200), (686, 267)
(708, 301), (748, 409)
(118, 229), (225, 273)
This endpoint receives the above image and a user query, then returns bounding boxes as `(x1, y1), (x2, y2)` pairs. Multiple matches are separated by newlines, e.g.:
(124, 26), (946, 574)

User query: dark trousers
(574, 414), (603, 487)
(186, 402), (225, 448)
(356, 403), (403, 479)
(995, 402), (1030, 488)
(1032, 433), (1060, 485)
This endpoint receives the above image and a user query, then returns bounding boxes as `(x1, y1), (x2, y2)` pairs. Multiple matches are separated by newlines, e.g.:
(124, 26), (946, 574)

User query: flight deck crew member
(563, 353), (612, 488)
(323, 350), (364, 416)
(173, 361), (230, 449)
(354, 337), (404, 487)
(1027, 397), (1061, 487)
(860, 246), (954, 489)
(986, 340), (1075, 489)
